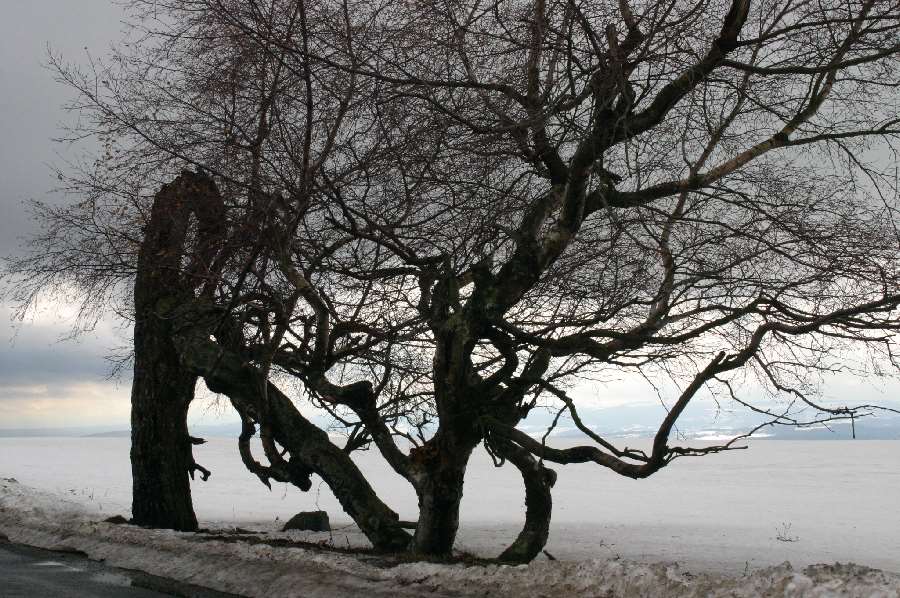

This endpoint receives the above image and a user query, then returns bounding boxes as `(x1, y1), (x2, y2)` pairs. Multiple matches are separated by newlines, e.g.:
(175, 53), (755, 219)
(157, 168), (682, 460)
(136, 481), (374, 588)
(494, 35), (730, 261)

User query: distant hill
(79, 424), (244, 438)
(519, 401), (900, 441)
(0, 427), (115, 438)
(82, 430), (130, 438)
(0, 423), (241, 438)
(2, 405), (898, 441)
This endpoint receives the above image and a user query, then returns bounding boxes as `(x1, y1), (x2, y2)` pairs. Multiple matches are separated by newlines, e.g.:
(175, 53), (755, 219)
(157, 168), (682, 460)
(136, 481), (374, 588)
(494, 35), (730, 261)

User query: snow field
(1, 437), (900, 596)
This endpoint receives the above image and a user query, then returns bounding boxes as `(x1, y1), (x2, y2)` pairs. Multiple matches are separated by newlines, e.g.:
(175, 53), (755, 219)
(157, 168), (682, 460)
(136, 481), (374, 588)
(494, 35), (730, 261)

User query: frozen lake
(1, 437), (898, 575)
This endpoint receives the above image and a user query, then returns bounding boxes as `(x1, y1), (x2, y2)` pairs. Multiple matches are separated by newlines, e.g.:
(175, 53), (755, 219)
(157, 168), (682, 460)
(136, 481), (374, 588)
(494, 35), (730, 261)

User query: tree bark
(409, 434), (477, 557)
(130, 171), (225, 531)
(496, 440), (556, 563)
(130, 344), (198, 531)
(174, 328), (412, 552)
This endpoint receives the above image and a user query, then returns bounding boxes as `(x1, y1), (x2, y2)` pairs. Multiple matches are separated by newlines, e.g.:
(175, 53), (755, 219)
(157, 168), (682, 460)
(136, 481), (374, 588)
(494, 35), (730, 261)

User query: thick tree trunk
(410, 435), (476, 557)
(130, 227), (201, 530)
(130, 336), (198, 531)
(130, 171), (225, 531)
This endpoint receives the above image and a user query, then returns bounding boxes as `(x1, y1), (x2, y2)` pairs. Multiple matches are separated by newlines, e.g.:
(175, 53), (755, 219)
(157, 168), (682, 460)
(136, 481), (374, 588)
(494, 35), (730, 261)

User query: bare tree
(6, 0), (900, 562)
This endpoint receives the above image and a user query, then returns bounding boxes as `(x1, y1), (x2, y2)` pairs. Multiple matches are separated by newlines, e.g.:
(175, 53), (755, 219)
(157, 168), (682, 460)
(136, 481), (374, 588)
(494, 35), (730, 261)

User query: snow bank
(2, 479), (899, 598)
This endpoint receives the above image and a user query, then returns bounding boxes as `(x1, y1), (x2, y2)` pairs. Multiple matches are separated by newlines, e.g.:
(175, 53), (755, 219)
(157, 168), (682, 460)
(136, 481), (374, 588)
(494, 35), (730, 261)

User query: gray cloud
(0, 2), (131, 426)
(2, 3), (898, 435)
(0, 1), (125, 256)
(0, 306), (129, 393)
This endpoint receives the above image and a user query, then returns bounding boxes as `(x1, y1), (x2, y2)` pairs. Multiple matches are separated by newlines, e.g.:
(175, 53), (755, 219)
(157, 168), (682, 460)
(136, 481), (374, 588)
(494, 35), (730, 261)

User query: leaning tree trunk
(130, 171), (225, 531)
(173, 327), (413, 551)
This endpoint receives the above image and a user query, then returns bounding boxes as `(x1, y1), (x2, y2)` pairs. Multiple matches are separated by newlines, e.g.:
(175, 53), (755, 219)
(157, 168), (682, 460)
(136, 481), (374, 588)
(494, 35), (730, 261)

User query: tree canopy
(5, 0), (900, 561)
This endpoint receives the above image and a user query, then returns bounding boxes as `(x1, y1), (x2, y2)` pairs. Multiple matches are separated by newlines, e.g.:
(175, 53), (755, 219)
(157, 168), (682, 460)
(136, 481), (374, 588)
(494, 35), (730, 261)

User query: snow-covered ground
(4, 479), (900, 598)
(1, 437), (899, 573)
(1, 437), (900, 596)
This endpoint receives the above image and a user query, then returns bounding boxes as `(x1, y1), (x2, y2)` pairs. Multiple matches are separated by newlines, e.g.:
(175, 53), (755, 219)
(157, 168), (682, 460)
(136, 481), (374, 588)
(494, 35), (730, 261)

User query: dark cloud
(0, 3), (131, 426)
(0, 306), (129, 393)
(0, 1), (125, 256)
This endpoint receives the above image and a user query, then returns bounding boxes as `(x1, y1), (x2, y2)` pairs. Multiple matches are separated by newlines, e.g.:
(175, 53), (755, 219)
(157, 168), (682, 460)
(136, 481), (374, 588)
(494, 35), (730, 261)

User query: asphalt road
(0, 541), (242, 598)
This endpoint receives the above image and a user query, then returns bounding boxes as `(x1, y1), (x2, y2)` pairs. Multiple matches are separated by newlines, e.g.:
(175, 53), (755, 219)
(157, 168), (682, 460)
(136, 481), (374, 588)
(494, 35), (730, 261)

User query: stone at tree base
(282, 511), (330, 532)
(103, 515), (129, 524)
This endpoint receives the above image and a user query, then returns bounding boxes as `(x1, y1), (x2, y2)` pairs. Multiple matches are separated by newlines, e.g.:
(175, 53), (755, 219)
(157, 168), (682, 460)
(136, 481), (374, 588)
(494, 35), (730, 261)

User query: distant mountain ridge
(82, 430), (130, 438)
(3, 403), (898, 440)
(0, 423), (243, 438)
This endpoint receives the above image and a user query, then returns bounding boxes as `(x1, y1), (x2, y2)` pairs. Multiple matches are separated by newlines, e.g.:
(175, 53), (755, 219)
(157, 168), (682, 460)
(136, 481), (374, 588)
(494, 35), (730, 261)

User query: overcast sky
(0, 1), (126, 256)
(0, 1), (134, 428)
(0, 0), (661, 431)
(1, 2), (898, 432)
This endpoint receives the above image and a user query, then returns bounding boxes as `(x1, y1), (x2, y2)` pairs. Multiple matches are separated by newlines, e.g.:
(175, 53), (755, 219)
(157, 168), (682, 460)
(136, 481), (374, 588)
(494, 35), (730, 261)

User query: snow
(2, 437), (900, 596)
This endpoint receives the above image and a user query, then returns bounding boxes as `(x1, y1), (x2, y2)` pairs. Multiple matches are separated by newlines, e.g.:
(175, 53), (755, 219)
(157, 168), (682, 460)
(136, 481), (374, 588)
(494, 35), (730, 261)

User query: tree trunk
(496, 440), (555, 563)
(130, 333), (198, 531)
(130, 171), (225, 531)
(410, 435), (476, 557)
(174, 328), (412, 551)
